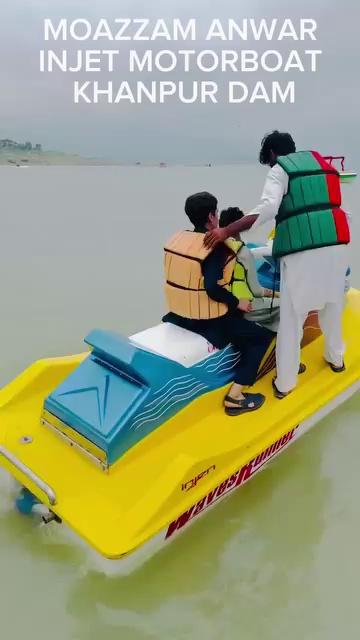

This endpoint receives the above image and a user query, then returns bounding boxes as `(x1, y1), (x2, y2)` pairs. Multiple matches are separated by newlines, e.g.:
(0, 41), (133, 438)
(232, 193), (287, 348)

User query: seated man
(220, 207), (280, 333)
(163, 192), (275, 416)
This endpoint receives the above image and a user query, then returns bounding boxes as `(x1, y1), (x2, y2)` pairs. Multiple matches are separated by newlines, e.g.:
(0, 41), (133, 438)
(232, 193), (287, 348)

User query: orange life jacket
(164, 231), (236, 320)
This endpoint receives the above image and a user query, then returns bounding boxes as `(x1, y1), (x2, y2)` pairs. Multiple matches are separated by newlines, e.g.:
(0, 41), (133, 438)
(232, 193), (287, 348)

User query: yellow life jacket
(164, 231), (236, 320)
(225, 238), (254, 301)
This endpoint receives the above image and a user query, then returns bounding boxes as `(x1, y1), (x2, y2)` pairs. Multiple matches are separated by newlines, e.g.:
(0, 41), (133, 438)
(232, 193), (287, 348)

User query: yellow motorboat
(0, 280), (360, 573)
(0, 166), (357, 574)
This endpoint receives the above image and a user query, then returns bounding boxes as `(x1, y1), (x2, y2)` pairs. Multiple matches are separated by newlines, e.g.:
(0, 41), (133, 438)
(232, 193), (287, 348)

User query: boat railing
(323, 155), (345, 171)
(0, 445), (57, 505)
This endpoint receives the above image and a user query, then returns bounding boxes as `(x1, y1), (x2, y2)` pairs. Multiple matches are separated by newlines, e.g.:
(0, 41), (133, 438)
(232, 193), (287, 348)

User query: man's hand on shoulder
(204, 227), (227, 249)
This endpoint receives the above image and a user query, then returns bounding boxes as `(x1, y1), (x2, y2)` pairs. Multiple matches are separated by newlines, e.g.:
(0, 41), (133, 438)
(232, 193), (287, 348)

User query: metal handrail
(323, 155), (345, 172)
(0, 445), (57, 506)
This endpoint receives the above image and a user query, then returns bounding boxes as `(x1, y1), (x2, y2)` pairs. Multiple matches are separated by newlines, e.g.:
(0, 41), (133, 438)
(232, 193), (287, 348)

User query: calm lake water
(0, 165), (359, 639)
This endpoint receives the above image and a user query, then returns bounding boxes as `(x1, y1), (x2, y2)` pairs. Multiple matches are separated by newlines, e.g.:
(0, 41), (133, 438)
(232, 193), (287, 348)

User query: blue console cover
(45, 329), (243, 464)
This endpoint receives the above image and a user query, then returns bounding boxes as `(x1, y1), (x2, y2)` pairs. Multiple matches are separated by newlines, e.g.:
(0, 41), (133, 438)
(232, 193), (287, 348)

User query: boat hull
(0, 290), (360, 571)
(81, 377), (360, 575)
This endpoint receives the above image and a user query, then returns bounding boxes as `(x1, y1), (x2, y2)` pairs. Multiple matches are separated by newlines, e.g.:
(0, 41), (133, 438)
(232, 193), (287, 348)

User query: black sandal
(224, 392), (265, 416)
(272, 363), (306, 400)
(325, 359), (346, 373)
(272, 378), (291, 400)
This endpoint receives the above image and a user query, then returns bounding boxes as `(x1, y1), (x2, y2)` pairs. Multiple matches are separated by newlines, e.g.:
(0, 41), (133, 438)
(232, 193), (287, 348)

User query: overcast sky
(0, 0), (359, 164)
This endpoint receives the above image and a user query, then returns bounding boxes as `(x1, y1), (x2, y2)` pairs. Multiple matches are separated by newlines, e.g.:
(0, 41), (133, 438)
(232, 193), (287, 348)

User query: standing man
(204, 131), (350, 398)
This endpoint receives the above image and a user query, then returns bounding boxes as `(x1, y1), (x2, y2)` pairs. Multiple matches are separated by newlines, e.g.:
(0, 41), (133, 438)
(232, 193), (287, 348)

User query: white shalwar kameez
(249, 164), (349, 393)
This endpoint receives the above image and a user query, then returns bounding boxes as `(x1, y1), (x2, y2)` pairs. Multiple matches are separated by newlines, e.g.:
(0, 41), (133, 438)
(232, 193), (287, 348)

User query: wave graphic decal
(206, 352), (242, 374)
(143, 375), (196, 411)
(193, 345), (233, 370)
(128, 345), (243, 434)
(214, 357), (242, 377)
(131, 378), (199, 427)
(133, 383), (208, 432)
(146, 374), (194, 405)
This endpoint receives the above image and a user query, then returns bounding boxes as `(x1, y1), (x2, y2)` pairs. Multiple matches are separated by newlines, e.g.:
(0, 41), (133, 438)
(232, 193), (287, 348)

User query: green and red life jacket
(272, 151), (350, 259)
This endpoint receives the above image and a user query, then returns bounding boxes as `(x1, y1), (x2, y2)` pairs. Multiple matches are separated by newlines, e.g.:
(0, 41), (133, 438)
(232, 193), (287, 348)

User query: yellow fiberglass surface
(0, 290), (360, 559)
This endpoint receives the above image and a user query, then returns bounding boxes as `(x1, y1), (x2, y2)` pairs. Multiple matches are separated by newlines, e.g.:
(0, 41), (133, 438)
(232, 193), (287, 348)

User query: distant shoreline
(0, 142), (253, 167)
(0, 152), (253, 168)
(0, 150), (114, 166)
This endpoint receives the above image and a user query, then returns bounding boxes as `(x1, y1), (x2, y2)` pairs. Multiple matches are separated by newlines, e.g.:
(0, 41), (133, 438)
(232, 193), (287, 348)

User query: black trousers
(224, 312), (274, 386)
(163, 310), (275, 387)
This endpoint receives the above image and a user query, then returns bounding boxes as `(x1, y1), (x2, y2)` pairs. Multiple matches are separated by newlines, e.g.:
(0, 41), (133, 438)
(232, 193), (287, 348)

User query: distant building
(0, 139), (18, 149)
(0, 139), (42, 152)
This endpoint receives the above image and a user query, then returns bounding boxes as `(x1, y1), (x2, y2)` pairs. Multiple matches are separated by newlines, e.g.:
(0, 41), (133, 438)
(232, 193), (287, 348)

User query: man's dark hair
(219, 207), (244, 228)
(259, 130), (296, 165)
(185, 192), (218, 229)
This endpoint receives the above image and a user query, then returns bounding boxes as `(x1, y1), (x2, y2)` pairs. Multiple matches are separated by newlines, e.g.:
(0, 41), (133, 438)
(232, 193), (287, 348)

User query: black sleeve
(202, 246), (239, 312)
